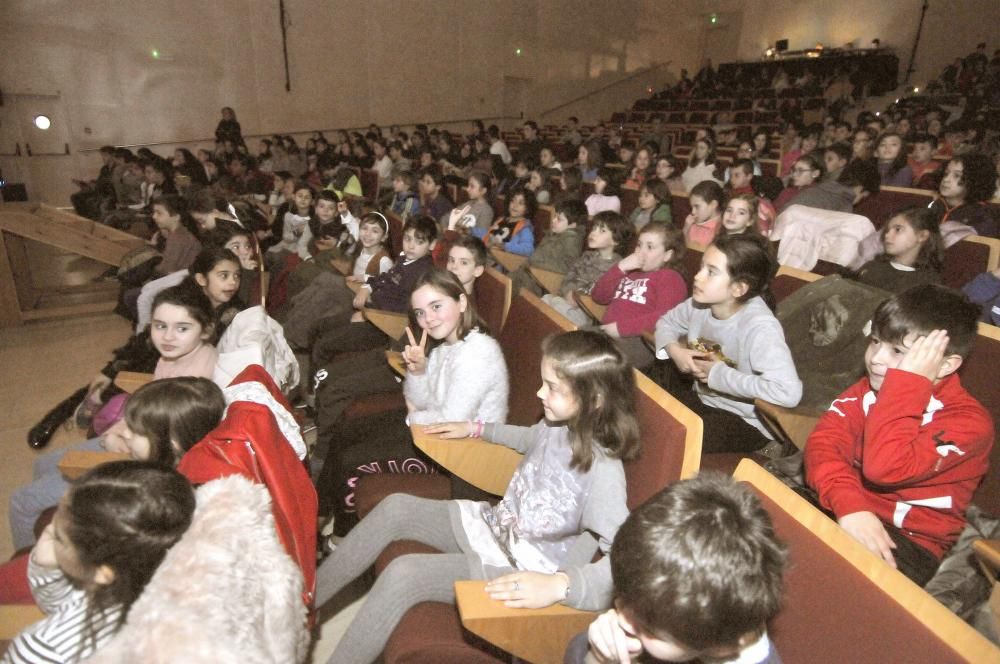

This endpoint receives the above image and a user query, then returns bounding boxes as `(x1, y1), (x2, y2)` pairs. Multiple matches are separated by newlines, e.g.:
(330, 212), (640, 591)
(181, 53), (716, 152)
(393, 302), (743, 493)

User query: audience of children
(805, 284), (993, 585)
(18, 60), (1000, 659)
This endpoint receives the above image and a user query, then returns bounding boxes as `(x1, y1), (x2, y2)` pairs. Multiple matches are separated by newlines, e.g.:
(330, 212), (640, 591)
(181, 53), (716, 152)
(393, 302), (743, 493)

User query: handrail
(77, 114), (523, 153)
(539, 61), (671, 118)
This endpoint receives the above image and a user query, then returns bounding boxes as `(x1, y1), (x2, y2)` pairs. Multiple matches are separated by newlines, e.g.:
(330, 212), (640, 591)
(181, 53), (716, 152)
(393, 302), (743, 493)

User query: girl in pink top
(149, 285), (219, 380)
(683, 180), (724, 247)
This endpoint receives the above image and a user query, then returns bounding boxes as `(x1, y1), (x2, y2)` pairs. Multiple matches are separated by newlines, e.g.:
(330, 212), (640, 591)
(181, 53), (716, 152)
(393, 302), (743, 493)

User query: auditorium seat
(733, 459), (999, 664)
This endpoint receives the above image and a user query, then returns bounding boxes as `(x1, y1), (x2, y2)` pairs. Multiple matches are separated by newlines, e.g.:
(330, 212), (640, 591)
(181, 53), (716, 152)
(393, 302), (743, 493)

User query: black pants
(656, 360), (770, 454)
(311, 349), (402, 478)
(793, 485), (940, 586)
(316, 408), (439, 535)
(311, 320), (389, 368)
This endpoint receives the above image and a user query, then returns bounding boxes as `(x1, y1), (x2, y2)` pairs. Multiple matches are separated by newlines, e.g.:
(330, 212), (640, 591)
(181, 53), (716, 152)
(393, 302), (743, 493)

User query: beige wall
(732, 0), (998, 86)
(0, 0), (994, 204)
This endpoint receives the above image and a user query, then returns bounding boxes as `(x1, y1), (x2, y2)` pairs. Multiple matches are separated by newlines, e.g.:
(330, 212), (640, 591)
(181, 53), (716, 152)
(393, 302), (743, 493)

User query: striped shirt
(2, 558), (121, 664)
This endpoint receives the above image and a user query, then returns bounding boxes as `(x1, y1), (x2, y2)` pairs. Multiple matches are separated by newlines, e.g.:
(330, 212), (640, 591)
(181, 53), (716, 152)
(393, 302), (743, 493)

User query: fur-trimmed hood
(83, 475), (309, 663)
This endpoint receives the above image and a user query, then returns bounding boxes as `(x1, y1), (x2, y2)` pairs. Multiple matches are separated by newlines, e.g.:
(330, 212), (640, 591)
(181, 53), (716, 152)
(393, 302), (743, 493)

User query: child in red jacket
(805, 284), (993, 585)
(591, 221), (687, 368)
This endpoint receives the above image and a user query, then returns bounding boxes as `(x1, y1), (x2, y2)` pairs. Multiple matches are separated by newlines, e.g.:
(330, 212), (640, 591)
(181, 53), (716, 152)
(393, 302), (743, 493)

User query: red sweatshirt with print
(590, 266), (687, 338)
(805, 369), (993, 558)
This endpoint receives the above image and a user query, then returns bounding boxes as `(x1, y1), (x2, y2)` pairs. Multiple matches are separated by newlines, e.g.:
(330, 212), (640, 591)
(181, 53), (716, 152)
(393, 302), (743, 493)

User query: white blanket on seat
(773, 204), (876, 271)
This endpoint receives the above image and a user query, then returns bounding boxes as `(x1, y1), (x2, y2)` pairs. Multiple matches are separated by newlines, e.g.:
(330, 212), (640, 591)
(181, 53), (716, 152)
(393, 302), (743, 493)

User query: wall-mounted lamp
(33, 115), (51, 130)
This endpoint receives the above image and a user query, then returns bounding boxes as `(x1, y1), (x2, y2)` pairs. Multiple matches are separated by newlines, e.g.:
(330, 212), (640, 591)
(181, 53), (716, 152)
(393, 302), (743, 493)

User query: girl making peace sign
(316, 269), (509, 536)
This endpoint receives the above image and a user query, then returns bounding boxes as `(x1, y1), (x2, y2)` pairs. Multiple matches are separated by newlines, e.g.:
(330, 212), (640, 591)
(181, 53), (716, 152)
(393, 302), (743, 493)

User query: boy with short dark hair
(510, 198), (586, 295)
(566, 473), (787, 663)
(908, 133), (941, 188)
(805, 284), (993, 585)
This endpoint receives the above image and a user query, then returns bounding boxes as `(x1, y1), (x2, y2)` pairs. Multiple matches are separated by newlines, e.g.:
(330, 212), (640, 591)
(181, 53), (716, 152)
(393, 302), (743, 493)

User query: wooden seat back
(498, 291), (576, 425)
(474, 267), (512, 335)
(359, 168), (380, 202)
(385, 210), (405, 258)
(853, 186), (935, 230)
(964, 322), (1000, 512)
(620, 188), (639, 218)
(533, 205), (554, 245)
(734, 459), (999, 664)
(671, 190), (691, 229)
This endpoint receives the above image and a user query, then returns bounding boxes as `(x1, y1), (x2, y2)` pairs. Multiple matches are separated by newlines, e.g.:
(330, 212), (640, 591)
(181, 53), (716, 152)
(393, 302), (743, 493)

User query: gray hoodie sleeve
(561, 457), (628, 610)
(482, 422), (542, 454)
(706, 315), (803, 407)
(654, 298), (695, 358)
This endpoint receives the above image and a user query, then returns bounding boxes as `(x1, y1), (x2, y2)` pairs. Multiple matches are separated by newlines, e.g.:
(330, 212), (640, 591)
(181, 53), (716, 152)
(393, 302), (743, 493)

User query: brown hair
(124, 377), (226, 464)
(723, 192), (762, 236)
(637, 221), (686, 271)
(879, 206), (943, 272)
(65, 461), (195, 655)
(542, 330), (640, 471)
(611, 472), (786, 651)
(409, 268), (487, 343)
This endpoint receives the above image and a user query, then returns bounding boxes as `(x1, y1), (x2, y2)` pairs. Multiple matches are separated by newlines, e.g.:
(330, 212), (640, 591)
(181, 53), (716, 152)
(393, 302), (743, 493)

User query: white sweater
(404, 330), (509, 425)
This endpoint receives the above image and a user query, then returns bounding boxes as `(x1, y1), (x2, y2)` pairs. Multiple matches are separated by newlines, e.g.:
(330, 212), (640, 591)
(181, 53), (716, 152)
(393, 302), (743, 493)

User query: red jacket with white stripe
(804, 369), (993, 558)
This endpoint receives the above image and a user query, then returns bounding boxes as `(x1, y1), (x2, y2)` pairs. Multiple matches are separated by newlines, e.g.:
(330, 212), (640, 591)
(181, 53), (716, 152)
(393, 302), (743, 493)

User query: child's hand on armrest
(838, 511), (897, 568)
(485, 571), (570, 609)
(352, 289), (370, 310)
(586, 609), (643, 663)
(422, 422), (473, 439)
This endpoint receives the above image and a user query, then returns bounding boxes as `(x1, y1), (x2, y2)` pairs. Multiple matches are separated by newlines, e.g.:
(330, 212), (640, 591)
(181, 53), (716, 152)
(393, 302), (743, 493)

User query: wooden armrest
(455, 580), (595, 664)
(574, 292), (607, 324)
(0, 605), (46, 639)
(363, 308), (408, 340)
(491, 248), (528, 273)
(973, 539), (1000, 584)
(113, 371), (154, 394)
(754, 399), (821, 451)
(410, 424), (521, 496)
(58, 450), (131, 480)
(385, 350), (406, 377)
(529, 266), (564, 295)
